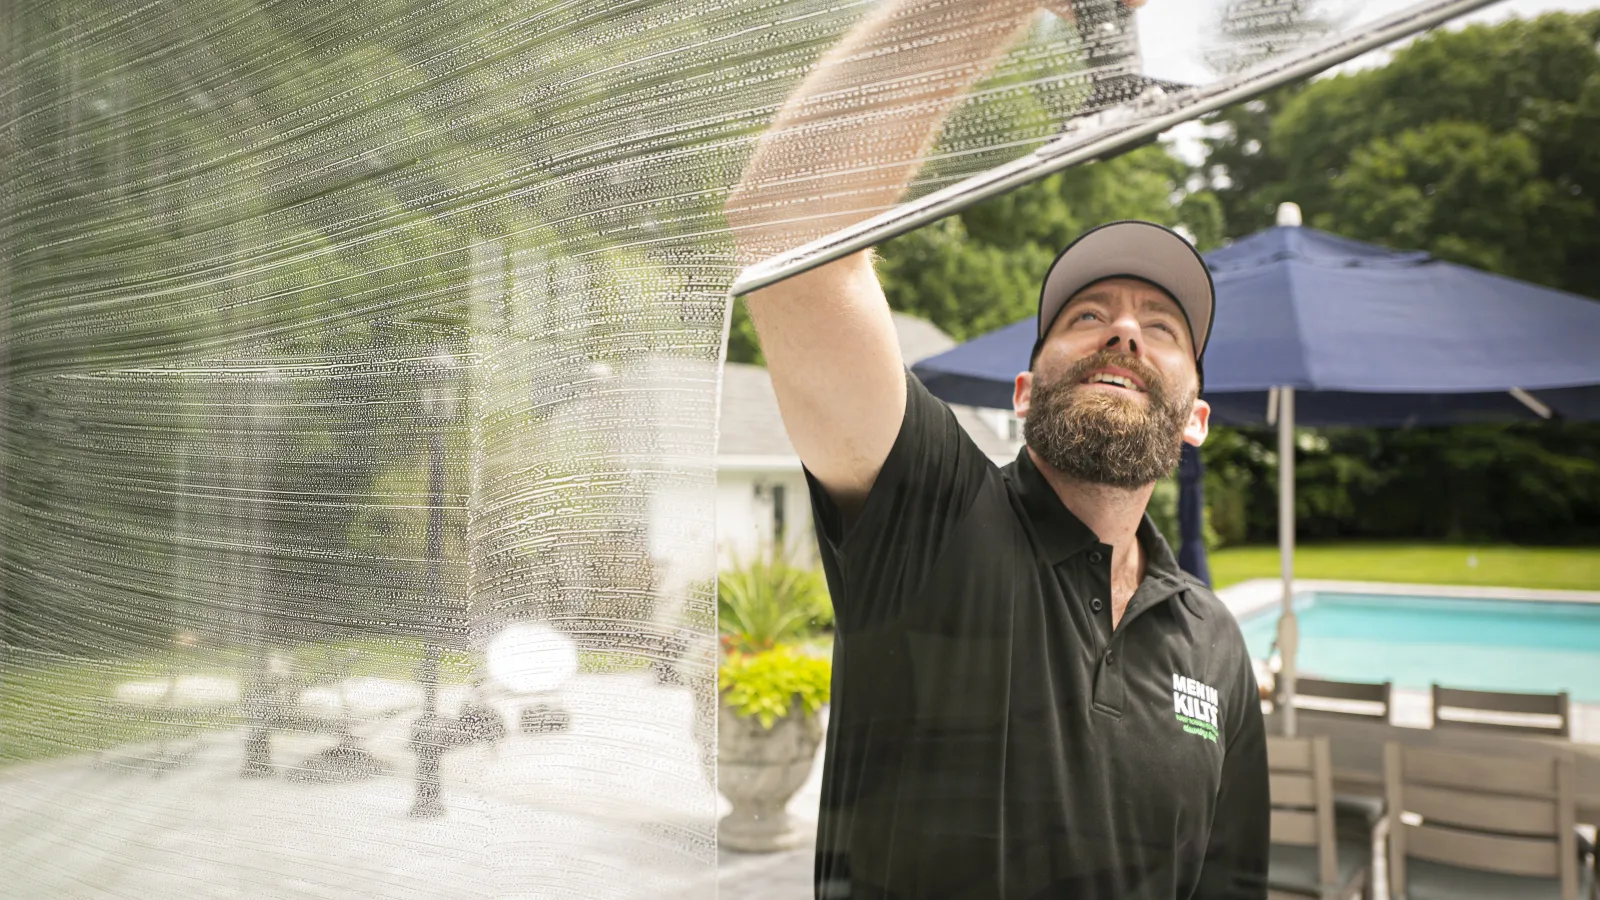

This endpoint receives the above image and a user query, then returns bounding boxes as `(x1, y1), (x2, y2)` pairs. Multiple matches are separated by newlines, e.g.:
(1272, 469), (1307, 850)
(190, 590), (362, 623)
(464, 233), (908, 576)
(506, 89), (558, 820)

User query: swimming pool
(1237, 591), (1600, 703)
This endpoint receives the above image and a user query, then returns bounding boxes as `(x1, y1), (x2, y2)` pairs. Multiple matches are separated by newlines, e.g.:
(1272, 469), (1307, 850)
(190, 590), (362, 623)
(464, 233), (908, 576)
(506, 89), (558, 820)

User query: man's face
(1014, 277), (1210, 488)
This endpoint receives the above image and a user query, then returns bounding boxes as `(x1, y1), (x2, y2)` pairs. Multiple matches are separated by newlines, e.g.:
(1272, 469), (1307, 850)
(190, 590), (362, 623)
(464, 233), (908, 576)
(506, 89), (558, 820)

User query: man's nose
(1102, 315), (1143, 356)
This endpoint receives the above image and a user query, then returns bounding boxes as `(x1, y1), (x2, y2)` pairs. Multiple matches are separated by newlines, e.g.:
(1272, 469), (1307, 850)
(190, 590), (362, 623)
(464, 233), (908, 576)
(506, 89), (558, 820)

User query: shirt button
(1089, 551), (1103, 564)
(1091, 598), (1104, 613)
(1105, 651), (1115, 667)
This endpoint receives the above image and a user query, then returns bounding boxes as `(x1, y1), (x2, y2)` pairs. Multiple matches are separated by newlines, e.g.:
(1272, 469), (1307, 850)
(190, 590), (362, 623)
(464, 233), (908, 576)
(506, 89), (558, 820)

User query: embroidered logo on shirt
(1172, 672), (1220, 743)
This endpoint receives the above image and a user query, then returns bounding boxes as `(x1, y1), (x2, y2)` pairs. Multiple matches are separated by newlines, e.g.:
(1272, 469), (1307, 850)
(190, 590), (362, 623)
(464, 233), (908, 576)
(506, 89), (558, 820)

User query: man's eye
(1077, 311), (1100, 322)
(1148, 321), (1176, 335)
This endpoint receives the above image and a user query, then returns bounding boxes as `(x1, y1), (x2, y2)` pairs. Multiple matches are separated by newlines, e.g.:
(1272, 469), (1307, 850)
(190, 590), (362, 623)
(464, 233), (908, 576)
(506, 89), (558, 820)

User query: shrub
(717, 547), (832, 655)
(1148, 474), (1222, 555)
(718, 646), (831, 729)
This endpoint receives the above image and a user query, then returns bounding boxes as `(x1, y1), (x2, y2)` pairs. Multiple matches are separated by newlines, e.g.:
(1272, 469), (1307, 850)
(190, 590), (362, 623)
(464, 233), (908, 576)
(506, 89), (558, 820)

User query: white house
(715, 312), (1024, 571)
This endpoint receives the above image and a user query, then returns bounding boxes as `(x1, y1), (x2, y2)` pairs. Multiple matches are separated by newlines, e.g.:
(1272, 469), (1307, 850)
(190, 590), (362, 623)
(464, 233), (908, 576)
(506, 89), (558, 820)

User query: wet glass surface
(0, 1), (1476, 896)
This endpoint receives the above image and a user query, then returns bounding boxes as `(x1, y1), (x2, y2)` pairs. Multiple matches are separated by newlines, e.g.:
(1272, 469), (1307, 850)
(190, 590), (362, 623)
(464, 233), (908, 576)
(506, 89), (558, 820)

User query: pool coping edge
(1217, 578), (1600, 621)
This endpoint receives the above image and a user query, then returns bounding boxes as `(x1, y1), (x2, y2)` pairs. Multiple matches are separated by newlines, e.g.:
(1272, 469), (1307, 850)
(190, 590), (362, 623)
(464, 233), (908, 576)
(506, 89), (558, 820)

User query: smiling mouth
(1081, 372), (1145, 392)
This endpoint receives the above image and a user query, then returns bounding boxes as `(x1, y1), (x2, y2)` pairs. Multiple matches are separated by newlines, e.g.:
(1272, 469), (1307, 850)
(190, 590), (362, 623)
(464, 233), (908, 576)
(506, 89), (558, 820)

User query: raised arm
(724, 0), (1045, 518)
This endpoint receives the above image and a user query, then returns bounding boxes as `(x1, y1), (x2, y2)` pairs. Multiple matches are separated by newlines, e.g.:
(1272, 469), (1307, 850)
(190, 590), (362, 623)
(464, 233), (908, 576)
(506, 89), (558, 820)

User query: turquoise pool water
(1237, 592), (1600, 703)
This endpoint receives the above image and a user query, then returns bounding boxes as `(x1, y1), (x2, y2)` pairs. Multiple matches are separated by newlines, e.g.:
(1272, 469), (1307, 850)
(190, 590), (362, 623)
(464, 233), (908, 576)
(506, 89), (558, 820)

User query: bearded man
(725, 2), (1269, 898)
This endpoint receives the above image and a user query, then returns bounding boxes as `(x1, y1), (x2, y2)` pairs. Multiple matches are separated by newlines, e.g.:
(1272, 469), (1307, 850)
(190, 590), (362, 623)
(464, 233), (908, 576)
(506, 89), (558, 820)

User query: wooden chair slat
(1269, 773), (1316, 808)
(1405, 784), (1558, 835)
(1298, 677), (1390, 704)
(1434, 686), (1567, 716)
(1432, 684), (1571, 738)
(1270, 808), (1320, 847)
(1401, 744), (1559, 796)
(1268, 735), (1315, 772)
(1403, 822), (1560, 878)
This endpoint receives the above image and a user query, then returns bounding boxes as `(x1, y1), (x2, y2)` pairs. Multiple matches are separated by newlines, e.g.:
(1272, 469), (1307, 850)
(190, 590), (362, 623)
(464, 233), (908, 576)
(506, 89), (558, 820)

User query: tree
(1209, 12), (1600, 295)
(1327, 120), (1587, 282)
(1201, 84), (1304, 237)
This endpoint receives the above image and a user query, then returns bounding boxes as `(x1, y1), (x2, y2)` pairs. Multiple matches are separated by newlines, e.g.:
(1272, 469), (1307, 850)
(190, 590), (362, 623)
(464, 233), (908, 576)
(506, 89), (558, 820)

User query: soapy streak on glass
(0, 0), (1443, 896)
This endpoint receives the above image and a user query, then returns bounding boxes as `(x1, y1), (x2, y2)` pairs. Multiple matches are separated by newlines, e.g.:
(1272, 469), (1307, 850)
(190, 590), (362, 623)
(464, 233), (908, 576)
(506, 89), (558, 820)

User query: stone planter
(716, 695), (823, 852)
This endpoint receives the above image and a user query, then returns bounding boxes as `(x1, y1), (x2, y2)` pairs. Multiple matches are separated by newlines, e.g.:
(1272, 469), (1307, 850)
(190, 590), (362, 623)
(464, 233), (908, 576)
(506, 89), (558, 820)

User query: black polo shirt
(804, 371), (1269, 900)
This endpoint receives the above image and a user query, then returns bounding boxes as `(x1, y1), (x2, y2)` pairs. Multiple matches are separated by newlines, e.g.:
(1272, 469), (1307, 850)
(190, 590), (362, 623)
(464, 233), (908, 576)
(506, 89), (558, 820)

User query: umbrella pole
(1276, 387), (1300, 738)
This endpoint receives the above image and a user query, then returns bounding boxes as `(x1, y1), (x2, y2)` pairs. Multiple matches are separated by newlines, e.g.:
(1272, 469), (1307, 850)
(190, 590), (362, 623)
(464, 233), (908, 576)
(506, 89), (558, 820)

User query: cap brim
(1037, 221), (1214, 360)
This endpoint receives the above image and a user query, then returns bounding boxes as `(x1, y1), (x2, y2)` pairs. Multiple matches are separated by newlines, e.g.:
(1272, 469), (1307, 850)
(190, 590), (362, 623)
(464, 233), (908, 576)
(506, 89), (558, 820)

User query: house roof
(893, 312), (958, 364)
(717, 361), (797, 459)
(717, 313), (1022, 465)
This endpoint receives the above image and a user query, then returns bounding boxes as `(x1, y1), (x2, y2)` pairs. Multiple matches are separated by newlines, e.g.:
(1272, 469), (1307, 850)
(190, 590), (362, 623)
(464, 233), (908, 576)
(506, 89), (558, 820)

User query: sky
(1133, 0), (1600, 163)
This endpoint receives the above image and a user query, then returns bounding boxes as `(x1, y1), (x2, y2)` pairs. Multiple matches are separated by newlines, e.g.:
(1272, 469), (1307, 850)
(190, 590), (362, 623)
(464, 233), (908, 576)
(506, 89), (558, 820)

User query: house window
(753, 482), (788, 553)
(771, 483), (786, 548)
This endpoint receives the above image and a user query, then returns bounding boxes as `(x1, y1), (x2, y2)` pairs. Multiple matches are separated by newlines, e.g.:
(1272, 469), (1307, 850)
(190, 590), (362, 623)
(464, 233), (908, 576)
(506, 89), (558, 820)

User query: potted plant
(716, 646), (830, 852)
(704, 546), (833, 851)
(716, 546), (832, 656)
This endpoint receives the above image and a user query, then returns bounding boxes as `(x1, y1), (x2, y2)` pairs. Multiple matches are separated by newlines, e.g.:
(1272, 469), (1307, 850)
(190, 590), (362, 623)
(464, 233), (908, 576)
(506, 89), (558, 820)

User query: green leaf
(719, 646), (832, 729)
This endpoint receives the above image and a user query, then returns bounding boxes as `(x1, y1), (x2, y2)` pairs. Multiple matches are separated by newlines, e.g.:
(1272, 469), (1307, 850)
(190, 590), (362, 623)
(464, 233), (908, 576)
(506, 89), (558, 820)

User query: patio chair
(1293, 677), (1392, 723)
(1266, 735), (1371, 900)
(1277, 677), (1393, 841)
(1431, 684), (1570, 738)
(1384, 742), (1594, 900)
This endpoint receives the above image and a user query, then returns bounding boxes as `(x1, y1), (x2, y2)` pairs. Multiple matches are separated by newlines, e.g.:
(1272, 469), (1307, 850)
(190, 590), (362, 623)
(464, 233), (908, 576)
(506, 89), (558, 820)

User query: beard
(1023, 349), (1195, 489)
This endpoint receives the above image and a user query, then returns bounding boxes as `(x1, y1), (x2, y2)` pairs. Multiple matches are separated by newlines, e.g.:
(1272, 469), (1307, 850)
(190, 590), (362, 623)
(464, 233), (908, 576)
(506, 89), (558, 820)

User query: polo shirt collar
(1007, 447), (1195, 612)
(1137, 514), (1193, 614)
(1009, 447), (1099, 564)
(1133, 495), (1187, 592)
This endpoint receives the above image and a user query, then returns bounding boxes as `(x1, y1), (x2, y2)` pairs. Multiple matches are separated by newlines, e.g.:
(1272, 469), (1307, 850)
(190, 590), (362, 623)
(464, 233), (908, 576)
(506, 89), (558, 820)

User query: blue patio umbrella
(911, 213), (1600, 736)
(914, 225), (1600, 423)
(1176, 444), (1210, 588)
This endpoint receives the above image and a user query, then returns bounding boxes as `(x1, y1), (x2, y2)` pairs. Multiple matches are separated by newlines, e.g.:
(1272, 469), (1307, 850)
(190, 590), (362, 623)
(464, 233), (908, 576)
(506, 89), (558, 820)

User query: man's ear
(1013, 371), (1033, 419)
(1182, 398), (1211, 447)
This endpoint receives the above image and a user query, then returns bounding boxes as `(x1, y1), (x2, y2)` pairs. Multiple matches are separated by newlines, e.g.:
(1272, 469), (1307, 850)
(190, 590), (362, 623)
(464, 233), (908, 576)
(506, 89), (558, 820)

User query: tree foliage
(1207, 11), (1600, 294)
(1196, 12), (1600, 546)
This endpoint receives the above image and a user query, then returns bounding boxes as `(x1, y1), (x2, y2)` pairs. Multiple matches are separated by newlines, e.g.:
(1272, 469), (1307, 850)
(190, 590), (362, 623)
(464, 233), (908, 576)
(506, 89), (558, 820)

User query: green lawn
(1209, 543), (1600, 592)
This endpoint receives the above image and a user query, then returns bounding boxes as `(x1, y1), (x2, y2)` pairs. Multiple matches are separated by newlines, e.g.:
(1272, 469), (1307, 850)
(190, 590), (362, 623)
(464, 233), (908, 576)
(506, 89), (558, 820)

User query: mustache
(1057, 349), (1165, 395)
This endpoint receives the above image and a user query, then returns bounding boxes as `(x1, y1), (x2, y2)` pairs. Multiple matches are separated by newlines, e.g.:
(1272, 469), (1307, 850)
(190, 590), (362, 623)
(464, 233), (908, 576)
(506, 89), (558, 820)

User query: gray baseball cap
(1032, 220), (1215, 367)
